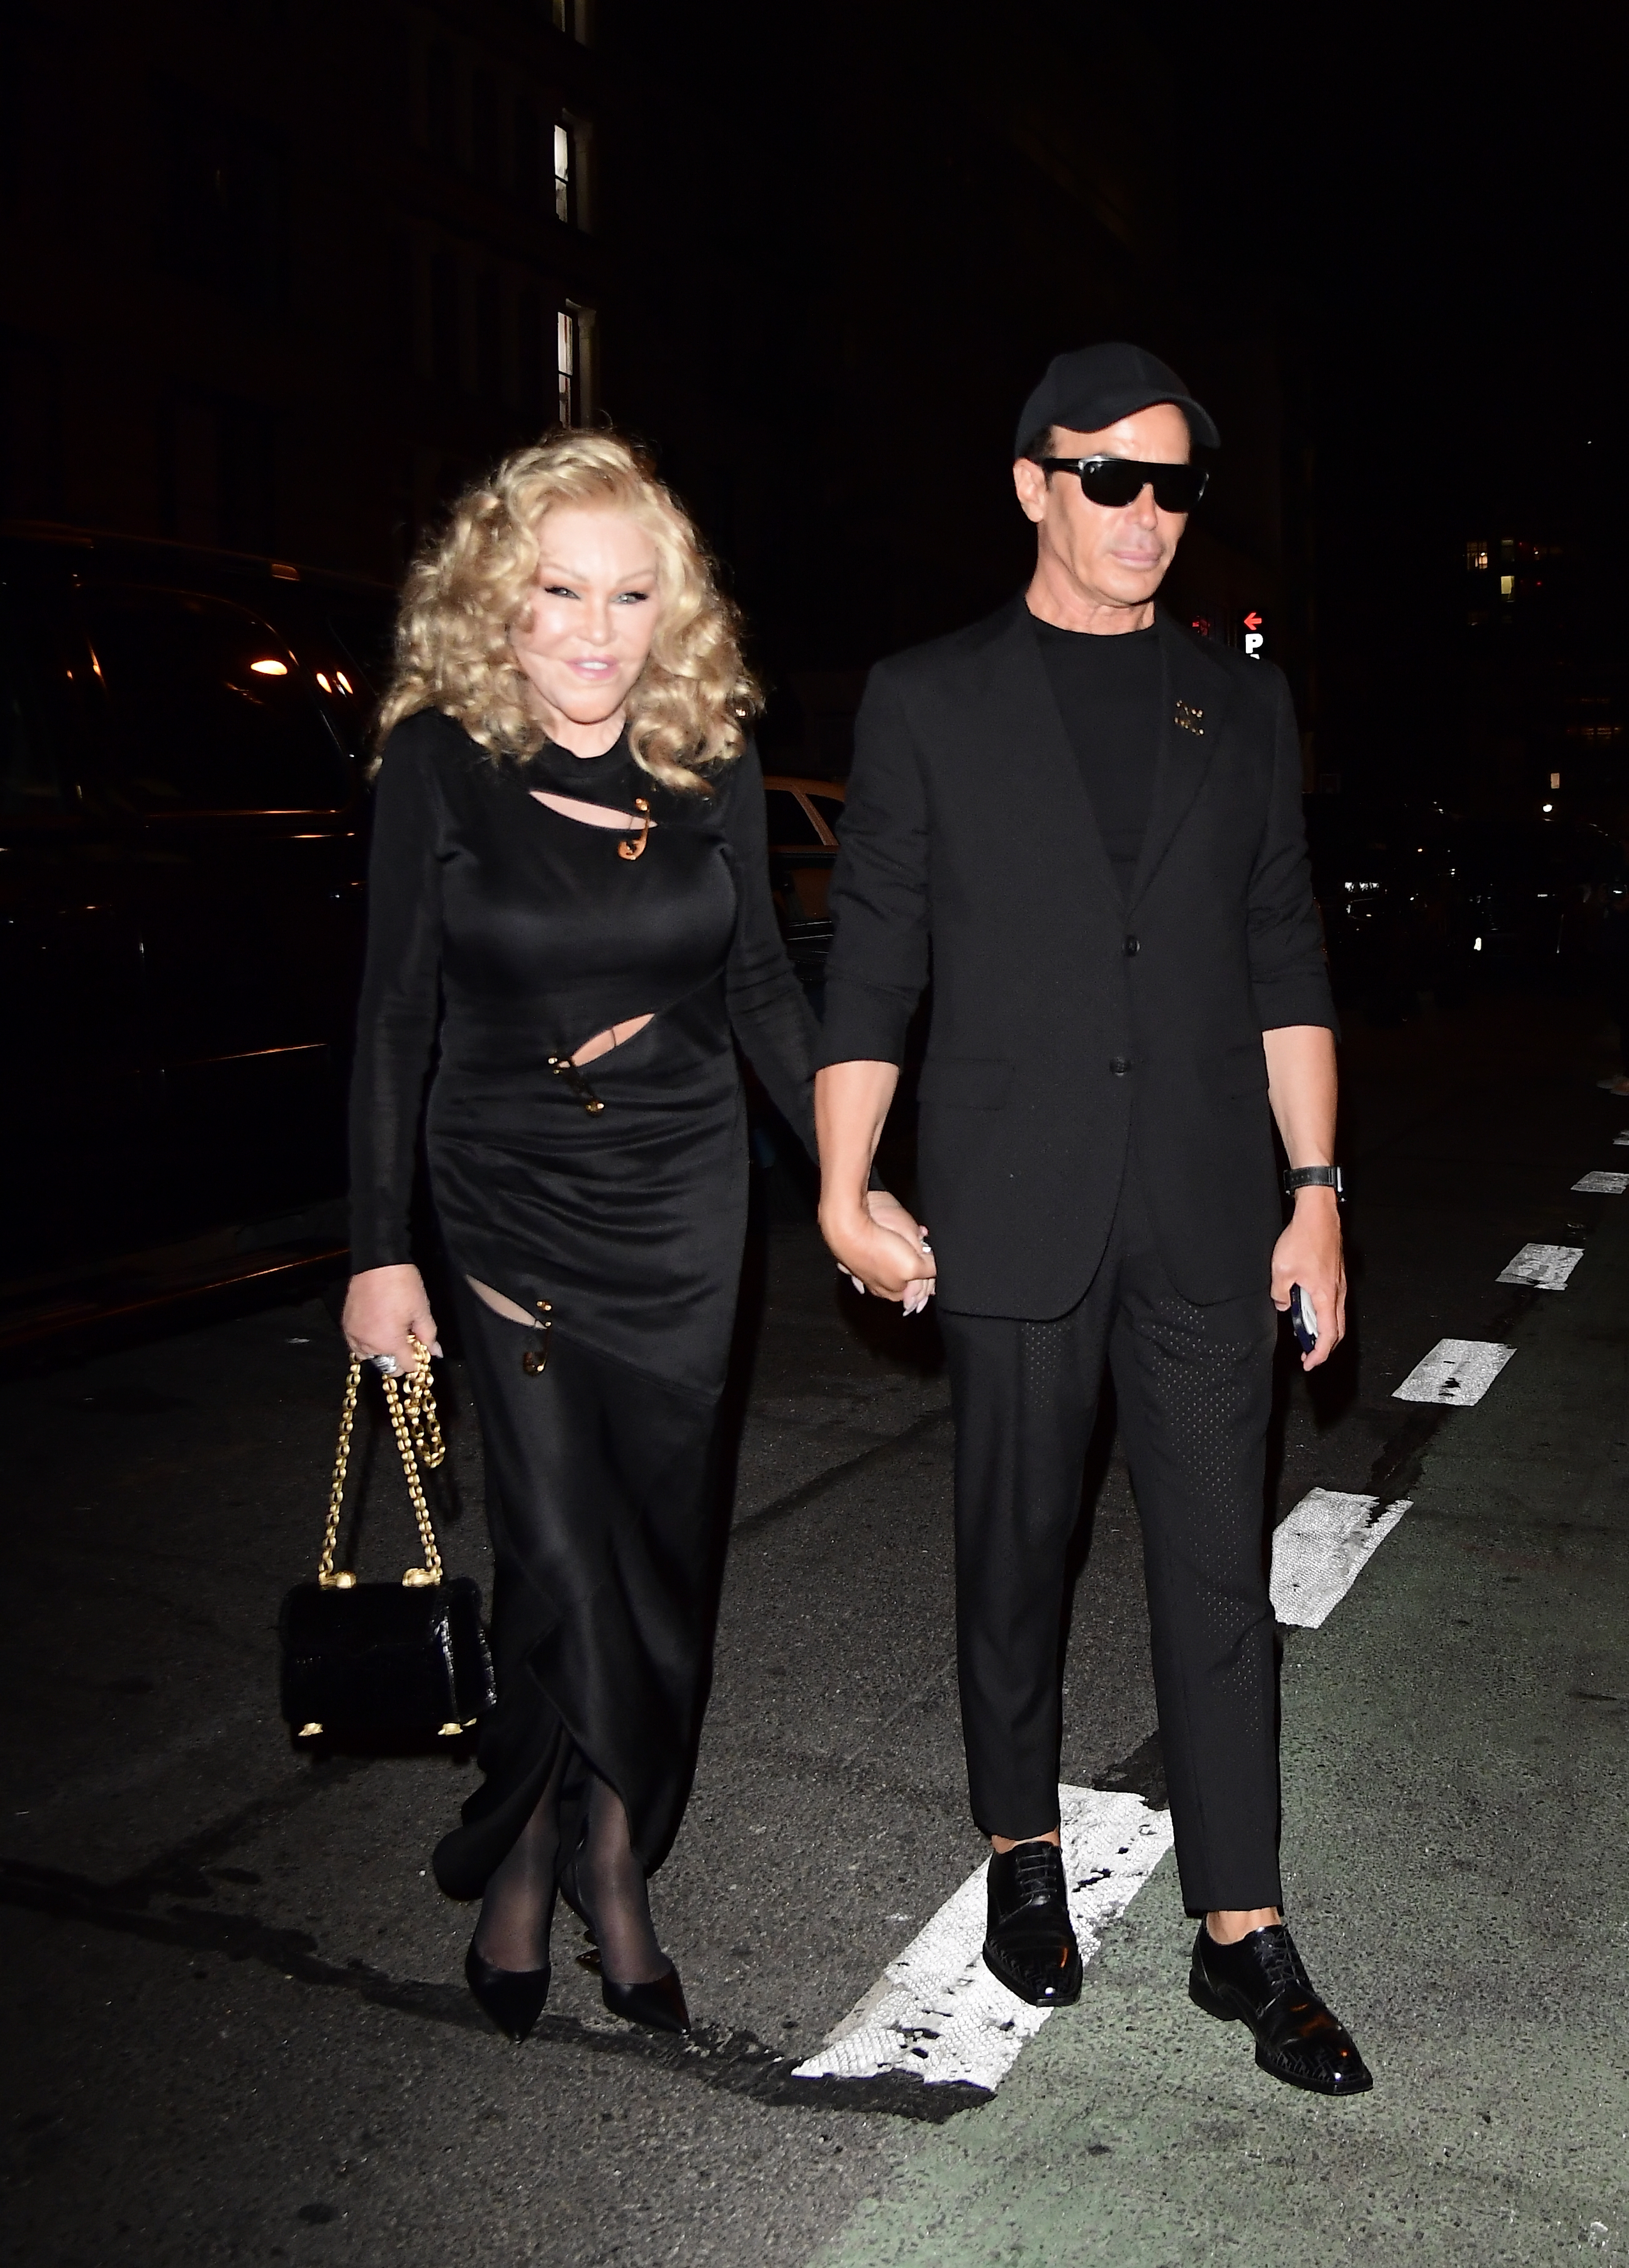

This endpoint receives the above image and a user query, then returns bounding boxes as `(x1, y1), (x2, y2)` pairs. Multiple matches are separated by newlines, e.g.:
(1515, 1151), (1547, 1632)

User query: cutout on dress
(530, 786), (657, 861)
(468, 1278), (553, 1374)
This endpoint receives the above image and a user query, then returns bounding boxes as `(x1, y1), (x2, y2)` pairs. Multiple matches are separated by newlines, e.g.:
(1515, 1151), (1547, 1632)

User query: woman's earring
(618, 798), (651, 861)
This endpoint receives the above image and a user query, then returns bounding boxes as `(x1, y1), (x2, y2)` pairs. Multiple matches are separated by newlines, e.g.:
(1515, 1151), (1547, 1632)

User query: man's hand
(1270, 1189), (1345, 1371)
(342, 1263), (442, 1373)
(828, 1187), (937, 1313)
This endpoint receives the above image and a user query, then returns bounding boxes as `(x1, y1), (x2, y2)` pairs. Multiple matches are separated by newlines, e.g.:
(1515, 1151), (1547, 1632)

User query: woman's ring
(371, 1353), (400, 1377)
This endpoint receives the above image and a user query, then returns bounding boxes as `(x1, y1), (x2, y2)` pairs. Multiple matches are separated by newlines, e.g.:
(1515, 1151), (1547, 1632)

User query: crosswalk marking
(1393, 1338), (1515, 1405)
(1573, 1171), (1629, 1195)
(1496, 1243), (1583, 1289)
(1271, 1490), (1410, 1628)
(793, 1787), (1173, 2094)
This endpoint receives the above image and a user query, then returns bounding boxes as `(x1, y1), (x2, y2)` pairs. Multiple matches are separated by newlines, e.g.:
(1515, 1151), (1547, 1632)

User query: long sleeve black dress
(349, 708), (818, 1892)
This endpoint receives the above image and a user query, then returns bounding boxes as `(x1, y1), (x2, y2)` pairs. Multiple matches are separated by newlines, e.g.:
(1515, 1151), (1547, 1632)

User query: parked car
(1444, 818), (1629, 981)
(1305, 798), (1629, 1017)
(0, 522), (395, 1337)
(762, 773), (845, 994)
(1304, 803), (1460, 1016)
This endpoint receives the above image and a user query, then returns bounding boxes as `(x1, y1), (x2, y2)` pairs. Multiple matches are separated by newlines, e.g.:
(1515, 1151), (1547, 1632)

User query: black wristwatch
(1283, 1165), (1343, 1198)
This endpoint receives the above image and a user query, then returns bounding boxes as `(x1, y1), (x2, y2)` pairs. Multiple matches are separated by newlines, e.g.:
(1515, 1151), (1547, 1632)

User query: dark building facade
(3, 0), (607, 579)
(1458, 531), (1628, 832)
(4, 0), (1299, 768)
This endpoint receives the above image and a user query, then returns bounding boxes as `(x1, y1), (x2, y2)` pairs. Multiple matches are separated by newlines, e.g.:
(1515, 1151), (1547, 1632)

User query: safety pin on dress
(618, 798), (651, 860)
(547, 1055), (607, 1114)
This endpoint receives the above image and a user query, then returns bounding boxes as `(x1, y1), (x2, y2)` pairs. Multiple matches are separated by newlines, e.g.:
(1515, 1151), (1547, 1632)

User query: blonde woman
(342, 432), (927, 2043)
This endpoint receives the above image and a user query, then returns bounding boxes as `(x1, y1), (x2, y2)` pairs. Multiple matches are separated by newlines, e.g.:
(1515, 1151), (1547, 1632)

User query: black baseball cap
(1013, 342), (1219, 458)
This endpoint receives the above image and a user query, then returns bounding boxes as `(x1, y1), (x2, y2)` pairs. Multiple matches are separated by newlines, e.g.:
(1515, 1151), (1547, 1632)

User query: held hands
(342, 1263), (443, 1374)
(1270, 1188), (1345, 1372)
(820, 1187), (937, 1316)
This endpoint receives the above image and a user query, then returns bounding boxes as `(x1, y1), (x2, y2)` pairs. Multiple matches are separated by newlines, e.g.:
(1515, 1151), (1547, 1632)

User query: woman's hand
(342, 1264), (442, 1374)
(822, 1188), (937, 1314)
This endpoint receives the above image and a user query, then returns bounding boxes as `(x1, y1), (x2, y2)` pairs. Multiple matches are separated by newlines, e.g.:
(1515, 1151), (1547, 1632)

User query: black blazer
(814, 598), (1336, 1317)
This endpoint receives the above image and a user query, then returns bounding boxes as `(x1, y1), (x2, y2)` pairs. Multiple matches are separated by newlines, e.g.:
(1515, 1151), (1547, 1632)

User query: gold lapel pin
(1174, 700), (1205, 737)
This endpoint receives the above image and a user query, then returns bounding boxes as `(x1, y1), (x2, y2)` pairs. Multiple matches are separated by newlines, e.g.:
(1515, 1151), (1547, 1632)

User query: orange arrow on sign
(1243, 611), (1263, 630)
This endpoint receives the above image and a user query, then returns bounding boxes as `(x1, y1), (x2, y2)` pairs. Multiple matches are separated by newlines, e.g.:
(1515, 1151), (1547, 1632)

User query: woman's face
(510, 506), (661, 730)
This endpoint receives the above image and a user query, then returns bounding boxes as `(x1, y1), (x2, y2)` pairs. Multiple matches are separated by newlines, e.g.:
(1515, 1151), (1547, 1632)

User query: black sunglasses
(1036, 456), (1209, 513)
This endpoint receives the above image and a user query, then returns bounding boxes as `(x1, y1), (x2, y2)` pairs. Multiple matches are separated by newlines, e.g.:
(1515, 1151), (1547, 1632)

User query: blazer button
(1110, 1057), (1131, 1076)
(1123, 934), (1139, 956)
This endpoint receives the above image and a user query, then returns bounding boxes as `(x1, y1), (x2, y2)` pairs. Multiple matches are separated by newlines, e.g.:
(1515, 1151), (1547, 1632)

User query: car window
(764, 787), (824, 847)
(83, 585), (351, 813)
(803, 791), (845, 837)
(321, 592), (398, 696)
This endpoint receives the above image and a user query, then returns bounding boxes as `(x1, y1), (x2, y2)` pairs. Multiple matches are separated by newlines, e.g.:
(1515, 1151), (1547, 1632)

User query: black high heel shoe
(600, 1966), (691, 2035)
(557, 1851), (691, 2035)
(465, 1942), (551, 2043)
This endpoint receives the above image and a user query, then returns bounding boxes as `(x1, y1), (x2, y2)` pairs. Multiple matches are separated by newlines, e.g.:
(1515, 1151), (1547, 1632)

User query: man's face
(1012, 401), (1192, 610)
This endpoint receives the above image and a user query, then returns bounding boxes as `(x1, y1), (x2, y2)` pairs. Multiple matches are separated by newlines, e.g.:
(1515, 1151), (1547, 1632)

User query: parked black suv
(0, 524), (396, 1343)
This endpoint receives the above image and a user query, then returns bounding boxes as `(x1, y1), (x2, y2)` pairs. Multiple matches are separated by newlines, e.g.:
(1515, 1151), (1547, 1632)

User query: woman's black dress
(349, 710), (817, 1889)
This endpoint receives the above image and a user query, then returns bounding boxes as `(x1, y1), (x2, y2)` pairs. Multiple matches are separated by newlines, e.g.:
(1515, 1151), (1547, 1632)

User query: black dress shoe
(600, 1965), (691, 2035)
(1189, 1923), (1372, 2096)
(982, 1839), (1082, 2006)
(465, 1943), (551, 2043)
(557, 1850), (690, 2033)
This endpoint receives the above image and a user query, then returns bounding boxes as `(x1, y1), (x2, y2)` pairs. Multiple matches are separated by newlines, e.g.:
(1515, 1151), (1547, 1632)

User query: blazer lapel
(1127, 613), (1232, 913)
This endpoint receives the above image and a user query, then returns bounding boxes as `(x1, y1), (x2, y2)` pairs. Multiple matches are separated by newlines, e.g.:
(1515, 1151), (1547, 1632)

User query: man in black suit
(814, 343), (1370, 2096)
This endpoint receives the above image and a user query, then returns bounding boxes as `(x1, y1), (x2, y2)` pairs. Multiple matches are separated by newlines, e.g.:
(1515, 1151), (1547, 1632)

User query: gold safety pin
(618, 798), (651, 860)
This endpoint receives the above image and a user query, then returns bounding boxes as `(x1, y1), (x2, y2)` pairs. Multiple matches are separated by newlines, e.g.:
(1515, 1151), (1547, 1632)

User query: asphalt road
(4, 985), (1626, 2266)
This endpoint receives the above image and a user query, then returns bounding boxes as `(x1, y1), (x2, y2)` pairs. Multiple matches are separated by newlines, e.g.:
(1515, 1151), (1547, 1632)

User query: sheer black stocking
(471, 1746), (566, 1974)
(566, 1772), (667, 1987)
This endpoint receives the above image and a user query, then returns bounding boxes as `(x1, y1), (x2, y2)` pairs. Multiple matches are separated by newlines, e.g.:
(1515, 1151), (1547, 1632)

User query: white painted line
(1496, 1242), (1583, 1290)
(1270, 1489), (1410, 1629)
(1573, 1171), (1629, 1195)
(1393, 1338), (1515, 1406)
(793, 1786), (1173, 2092)
(1614, 1132), (1629, 1148)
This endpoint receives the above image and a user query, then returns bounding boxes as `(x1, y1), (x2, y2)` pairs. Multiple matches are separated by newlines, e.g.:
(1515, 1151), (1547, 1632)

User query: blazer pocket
(916, 1056), (1015, 1110)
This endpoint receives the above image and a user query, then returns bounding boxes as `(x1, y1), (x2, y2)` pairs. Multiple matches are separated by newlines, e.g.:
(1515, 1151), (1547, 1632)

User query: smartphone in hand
(1289, 1283), (1319, 1355)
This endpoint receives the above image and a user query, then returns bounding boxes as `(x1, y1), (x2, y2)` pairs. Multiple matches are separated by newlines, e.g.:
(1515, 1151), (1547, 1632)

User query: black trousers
(939, 1160), (1281, 1914)
(433, 1279), (723, 1901)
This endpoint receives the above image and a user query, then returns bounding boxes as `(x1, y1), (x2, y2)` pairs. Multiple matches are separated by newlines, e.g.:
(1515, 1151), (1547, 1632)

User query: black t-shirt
(1032, 615), (1161, 899)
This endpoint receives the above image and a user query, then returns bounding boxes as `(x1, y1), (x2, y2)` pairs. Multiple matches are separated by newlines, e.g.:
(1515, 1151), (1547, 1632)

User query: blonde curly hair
(376, 430), (760, 792)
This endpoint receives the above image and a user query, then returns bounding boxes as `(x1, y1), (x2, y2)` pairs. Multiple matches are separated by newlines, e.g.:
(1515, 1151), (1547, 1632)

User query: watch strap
(1283, 1165), (1343, 1197)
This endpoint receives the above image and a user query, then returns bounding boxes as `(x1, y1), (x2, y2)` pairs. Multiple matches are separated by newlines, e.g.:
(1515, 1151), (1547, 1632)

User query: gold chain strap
(318, 1334), (448, 1589)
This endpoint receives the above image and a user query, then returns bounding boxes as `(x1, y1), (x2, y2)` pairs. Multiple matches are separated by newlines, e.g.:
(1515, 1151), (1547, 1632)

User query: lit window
(553, 123), (571, 222)
(1465, 541), (1488, 571)
(1550, 772), (1562, 789)
(1500, 574), (1514, 599)
(557, 308), (576, 424)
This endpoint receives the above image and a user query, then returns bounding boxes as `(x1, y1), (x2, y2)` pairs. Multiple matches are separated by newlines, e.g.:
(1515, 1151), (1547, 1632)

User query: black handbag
(278, 1338), (495, 1740)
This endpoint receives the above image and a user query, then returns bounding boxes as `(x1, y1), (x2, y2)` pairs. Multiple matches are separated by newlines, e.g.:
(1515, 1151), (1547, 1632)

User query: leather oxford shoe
(982, 1839), (1083, 2006)
(1189, 1922), (1372, 2095)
